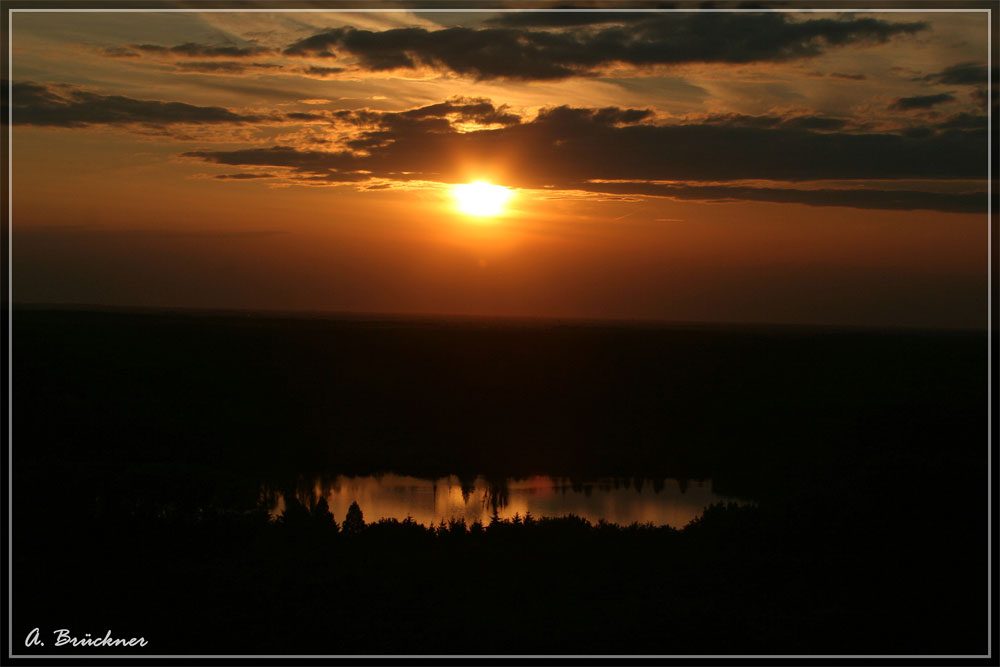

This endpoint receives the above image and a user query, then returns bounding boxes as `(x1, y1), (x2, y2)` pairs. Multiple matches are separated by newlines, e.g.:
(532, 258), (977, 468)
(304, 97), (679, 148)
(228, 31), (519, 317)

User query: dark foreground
(11, 307), (990, 655)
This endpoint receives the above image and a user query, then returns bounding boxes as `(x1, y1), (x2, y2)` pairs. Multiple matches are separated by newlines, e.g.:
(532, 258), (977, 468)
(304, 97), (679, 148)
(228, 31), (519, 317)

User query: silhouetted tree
(278, 495), (311, 528)
(312, 496), (337, 531)
(343, 500), (365, 534)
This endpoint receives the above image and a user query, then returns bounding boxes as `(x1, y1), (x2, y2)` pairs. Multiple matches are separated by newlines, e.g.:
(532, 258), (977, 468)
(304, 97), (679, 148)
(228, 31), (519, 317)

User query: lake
(263, 474), (740, 528)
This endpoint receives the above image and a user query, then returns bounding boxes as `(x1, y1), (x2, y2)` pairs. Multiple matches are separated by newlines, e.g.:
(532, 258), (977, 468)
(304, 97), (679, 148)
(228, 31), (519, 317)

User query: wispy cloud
(7, 81), (263, 127)
(111, 42), (276, 58)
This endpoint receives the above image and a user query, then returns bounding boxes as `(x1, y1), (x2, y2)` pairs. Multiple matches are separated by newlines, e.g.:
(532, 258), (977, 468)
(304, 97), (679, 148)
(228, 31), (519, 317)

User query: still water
(264, 474), (736, 528)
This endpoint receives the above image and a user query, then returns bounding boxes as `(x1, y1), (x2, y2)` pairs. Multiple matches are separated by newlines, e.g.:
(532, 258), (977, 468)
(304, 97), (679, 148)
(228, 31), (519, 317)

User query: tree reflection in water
(260, 473), (733, 528)
(481, 476), (510, 513)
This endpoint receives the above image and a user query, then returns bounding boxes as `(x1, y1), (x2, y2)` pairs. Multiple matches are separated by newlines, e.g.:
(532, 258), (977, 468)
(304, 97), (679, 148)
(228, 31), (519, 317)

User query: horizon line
(10, 301), (988, 334)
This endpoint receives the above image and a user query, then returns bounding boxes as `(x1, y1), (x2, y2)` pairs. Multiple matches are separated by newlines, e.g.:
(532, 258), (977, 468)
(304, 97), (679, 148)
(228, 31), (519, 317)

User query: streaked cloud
(922, 61), (990, 85)
(113, 42), (276, 58)
(7, 81), (263, 127)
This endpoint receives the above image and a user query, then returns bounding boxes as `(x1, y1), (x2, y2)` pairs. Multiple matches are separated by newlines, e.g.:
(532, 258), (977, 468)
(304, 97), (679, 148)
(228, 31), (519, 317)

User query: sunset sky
(9, 7), (993, 328)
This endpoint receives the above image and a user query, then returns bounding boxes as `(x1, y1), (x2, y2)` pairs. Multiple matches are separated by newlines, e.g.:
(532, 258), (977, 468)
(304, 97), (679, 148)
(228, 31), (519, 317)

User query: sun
(452, 181), (513, 217)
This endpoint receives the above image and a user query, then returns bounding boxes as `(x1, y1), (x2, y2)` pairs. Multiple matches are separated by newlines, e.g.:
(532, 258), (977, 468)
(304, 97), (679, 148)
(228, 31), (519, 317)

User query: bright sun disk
(452, 181), (512, 217)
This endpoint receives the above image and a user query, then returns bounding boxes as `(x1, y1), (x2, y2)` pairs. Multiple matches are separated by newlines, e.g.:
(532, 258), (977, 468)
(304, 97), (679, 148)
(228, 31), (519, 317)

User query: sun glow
(452, 181), (513, 217)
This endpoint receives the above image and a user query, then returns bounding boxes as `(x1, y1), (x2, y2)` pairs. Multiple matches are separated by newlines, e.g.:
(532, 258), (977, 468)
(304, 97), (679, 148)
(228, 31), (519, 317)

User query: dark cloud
(285, 111), (329, 122)
(183, 100), (985, 212)
(101, 43), (281, 76)
(174, 61), (283, 74)
(324, 98), (525, 152)
(130, 42), (276, 58)
(923, 62), (989, 85)
(286, 170), (375, 183)
(185, 146), (350, 170)
(331, 101), (628, 151)
(183, 147), (377, 183)
(829, 72), (866, 80)
(396, 97), (523, 126)
(7, 81), (261, 127)
(919, 62), (997, 110)
(934, 112), (988, 132)
(298, 65), (347, 78)
(102, 46), (140, 58)
(282, 14), (927, 80)
(699, 112), (849, 131)
(582, 181), (986, 213)
(214, 173), (276, 180)
(535, 105), (654, 126)
(890, 93), (956, 111)
(699, 112), (782, 128)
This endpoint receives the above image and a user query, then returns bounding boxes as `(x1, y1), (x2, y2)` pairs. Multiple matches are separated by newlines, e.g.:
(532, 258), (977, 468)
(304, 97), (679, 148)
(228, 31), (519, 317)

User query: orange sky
(9, 7), (993, 328)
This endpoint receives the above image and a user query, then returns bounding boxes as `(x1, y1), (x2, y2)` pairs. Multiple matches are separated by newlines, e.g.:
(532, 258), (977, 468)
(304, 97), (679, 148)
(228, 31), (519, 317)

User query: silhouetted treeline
(12, 498), (985, 654)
